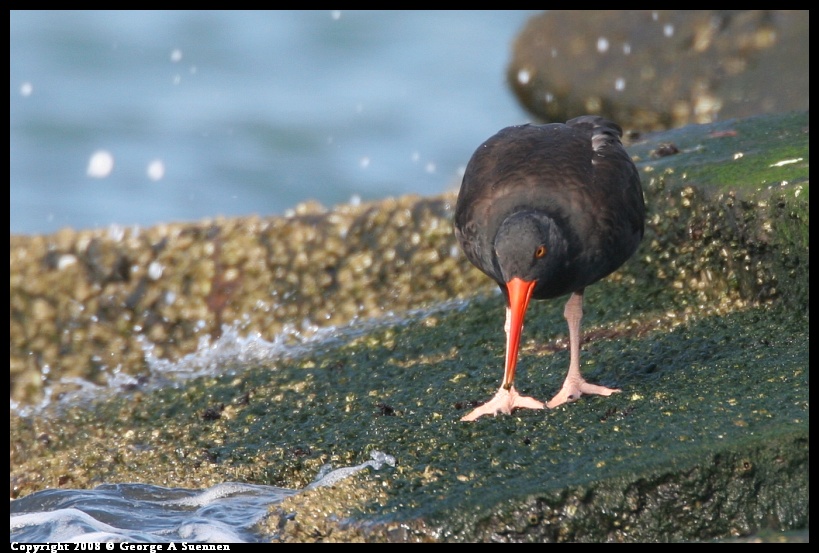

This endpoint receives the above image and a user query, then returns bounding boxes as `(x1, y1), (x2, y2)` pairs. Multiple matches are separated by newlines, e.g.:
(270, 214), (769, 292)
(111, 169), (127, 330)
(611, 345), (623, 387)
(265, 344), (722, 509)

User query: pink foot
(546, 379), (620, 409)
(461, 386), (544, 421)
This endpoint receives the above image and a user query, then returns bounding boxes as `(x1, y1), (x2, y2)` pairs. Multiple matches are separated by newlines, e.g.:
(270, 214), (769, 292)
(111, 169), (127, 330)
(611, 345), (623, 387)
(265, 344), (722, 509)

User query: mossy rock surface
(9, 112), (809, 542)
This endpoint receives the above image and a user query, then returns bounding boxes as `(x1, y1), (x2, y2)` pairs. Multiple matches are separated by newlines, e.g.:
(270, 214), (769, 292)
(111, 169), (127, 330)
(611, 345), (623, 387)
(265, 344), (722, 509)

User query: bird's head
(494, 210), (567, 290)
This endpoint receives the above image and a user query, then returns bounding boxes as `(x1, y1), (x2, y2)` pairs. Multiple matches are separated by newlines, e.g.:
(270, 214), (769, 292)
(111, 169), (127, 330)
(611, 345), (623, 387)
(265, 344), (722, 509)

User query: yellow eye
(534, 245), (547, 259)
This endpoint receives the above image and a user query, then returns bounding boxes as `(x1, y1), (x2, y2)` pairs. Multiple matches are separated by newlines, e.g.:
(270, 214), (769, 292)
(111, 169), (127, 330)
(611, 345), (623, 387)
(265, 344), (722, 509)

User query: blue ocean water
(10, 10), (536, 235)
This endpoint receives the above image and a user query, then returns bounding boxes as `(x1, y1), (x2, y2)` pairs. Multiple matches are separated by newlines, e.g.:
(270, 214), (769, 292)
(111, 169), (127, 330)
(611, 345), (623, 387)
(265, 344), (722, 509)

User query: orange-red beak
(502, 277), (537, 389)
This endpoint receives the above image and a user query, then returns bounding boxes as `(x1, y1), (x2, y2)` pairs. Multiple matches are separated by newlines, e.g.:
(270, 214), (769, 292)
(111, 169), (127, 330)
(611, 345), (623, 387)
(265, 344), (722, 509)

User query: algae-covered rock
(10, 198), (489, 407)
(9, 112), (809, 542)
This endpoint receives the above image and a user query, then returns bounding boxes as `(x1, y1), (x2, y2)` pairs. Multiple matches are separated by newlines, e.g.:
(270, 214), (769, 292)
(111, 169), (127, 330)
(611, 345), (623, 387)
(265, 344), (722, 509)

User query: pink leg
(546, 290), (620, 408)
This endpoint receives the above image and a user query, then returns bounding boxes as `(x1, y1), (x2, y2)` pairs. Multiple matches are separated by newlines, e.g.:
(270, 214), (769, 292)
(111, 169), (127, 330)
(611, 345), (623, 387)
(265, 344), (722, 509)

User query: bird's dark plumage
(454, 116), (645, 421)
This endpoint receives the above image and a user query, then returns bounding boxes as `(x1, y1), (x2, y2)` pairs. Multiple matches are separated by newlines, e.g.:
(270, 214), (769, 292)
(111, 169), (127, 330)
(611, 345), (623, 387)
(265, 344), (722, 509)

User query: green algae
(9, 112), (809, 542)
(630, 111), (809, 190)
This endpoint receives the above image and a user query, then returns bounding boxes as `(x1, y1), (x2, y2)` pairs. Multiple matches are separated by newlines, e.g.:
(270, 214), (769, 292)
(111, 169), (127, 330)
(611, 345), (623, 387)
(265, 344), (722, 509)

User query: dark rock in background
(508, 10), (809, 131)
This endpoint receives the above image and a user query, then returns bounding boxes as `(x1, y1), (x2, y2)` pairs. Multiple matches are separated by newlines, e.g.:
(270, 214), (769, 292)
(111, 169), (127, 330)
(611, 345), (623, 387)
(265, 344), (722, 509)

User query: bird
(454, 115), (645, 421)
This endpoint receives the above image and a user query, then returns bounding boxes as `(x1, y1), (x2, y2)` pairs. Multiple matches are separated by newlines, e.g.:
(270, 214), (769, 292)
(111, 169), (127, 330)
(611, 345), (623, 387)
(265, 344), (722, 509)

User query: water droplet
(147, 159), (165, 181)
(148, 261), (164, 280)
(87, 150), (114, 178)
(57, 254), (78, 270)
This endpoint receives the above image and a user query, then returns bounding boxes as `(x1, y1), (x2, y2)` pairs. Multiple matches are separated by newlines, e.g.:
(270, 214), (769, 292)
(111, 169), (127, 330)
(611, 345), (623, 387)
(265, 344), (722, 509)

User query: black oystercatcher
(454, 116), (645, 421)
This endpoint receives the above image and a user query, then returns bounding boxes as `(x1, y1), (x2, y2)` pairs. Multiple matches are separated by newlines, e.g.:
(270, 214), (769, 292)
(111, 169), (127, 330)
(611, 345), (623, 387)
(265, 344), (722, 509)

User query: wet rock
(9, 197), (489, 407)
(9, 113), (809, 542)
(508, 10), (808, 131)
